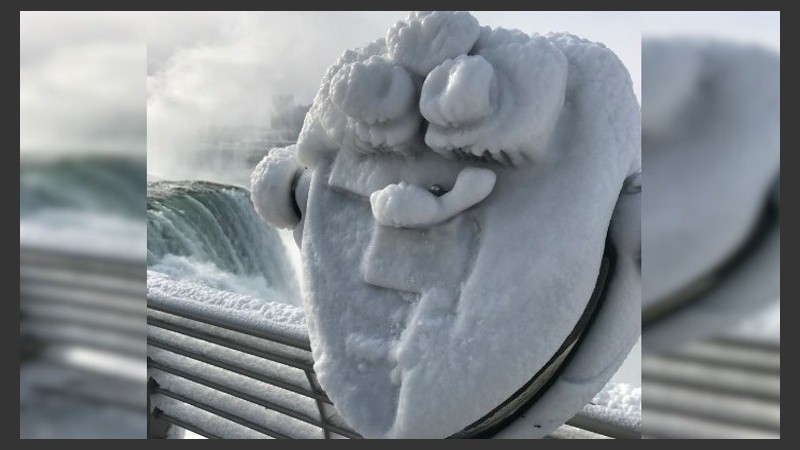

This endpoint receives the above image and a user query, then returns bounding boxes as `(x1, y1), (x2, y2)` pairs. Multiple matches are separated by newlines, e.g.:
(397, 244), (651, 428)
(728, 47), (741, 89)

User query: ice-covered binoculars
(252, 11), (641, 438)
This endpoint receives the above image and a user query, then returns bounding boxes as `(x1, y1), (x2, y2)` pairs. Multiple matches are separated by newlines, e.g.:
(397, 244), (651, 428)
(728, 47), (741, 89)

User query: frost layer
(253, 11), (640, 438)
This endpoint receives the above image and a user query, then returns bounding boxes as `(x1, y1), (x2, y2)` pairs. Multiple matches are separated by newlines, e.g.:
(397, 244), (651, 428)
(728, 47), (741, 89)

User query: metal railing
(146, 292), (639, 439)
(641, 204), (780, 439)
(146, 298), (362, 439)
(20, 244), (147, 438)
(21, 244), (146, 358)
(642, 336), (780, 439)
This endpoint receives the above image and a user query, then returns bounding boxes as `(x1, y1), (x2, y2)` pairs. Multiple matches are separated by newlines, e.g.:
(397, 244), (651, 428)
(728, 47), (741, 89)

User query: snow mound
(584, 382), (641, 431)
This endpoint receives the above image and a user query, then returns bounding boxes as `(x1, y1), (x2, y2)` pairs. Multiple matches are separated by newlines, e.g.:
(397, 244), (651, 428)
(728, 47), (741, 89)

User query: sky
(643, 11), (780, 51)
(20, 12), (147, 156)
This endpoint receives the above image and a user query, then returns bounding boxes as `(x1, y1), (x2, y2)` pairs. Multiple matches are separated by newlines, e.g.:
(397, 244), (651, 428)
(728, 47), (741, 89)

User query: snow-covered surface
(147, 271), (307, 344)
(641, 39), (780, 307)
(252, 11), (640, 439)
(582, 382), (641, 432)
(149, 346), (324, 439)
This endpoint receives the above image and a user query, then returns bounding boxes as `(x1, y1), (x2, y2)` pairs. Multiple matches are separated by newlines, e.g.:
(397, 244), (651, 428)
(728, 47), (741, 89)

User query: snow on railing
(146, 280), (640, 439)
(147, 293), (361, 439)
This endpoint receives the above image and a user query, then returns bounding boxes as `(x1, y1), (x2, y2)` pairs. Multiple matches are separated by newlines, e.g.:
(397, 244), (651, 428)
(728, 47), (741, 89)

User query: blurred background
(640, 11), (780, 438)
(20, 11), (147, 438)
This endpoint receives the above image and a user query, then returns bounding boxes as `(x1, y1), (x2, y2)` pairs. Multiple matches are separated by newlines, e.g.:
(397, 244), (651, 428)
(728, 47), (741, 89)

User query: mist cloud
(146, 11), (402, 179)
(20, 12), (146, 156)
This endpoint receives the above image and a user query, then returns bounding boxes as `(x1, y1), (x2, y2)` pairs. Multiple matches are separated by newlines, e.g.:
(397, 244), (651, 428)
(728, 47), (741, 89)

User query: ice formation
(641, 39), (780, 307)
(252, 11), (640, 438)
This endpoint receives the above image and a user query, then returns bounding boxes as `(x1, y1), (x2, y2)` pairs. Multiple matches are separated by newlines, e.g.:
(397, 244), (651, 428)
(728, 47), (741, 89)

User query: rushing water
(147, 180), (301, 305)
(21, 156), (146, 219)
(20, 155), (147, 257)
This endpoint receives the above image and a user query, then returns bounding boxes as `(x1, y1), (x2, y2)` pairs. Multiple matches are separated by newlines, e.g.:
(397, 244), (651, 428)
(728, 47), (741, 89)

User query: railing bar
(22, 314), (144, 338)
(642, 401), (781, 432)
(642, 371), (780, 402)
(148, 337), (332, 404)
(20, 248), (144, 276)
(19, 265), (146, 295)
(21, 282), (144, 304)
(304, 372), (354, 437)
(147, 315), (314, 372)
(567, 414), (640, 439)
(148, 301), (310, 351)
(642, 378), (780, 402)
(33, 385), (144, 412)
(149, 359), (360, 438)
(642, 404), (780, 439)
(33, 359), (144, 387)
(22, 290), (144, 315)
(544, 424), (613, 439)
(22, 302), (143, 328)
(306, 371), (331, 439)
(641, 400), (780, 432)
(20, 325), (146, 357)
(151, 385), (290, 439)
(20, 260), (144, 280)
(655, 353), (780, 376)
(153, 409), (222, 439)
(709, 336), (780, 354)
